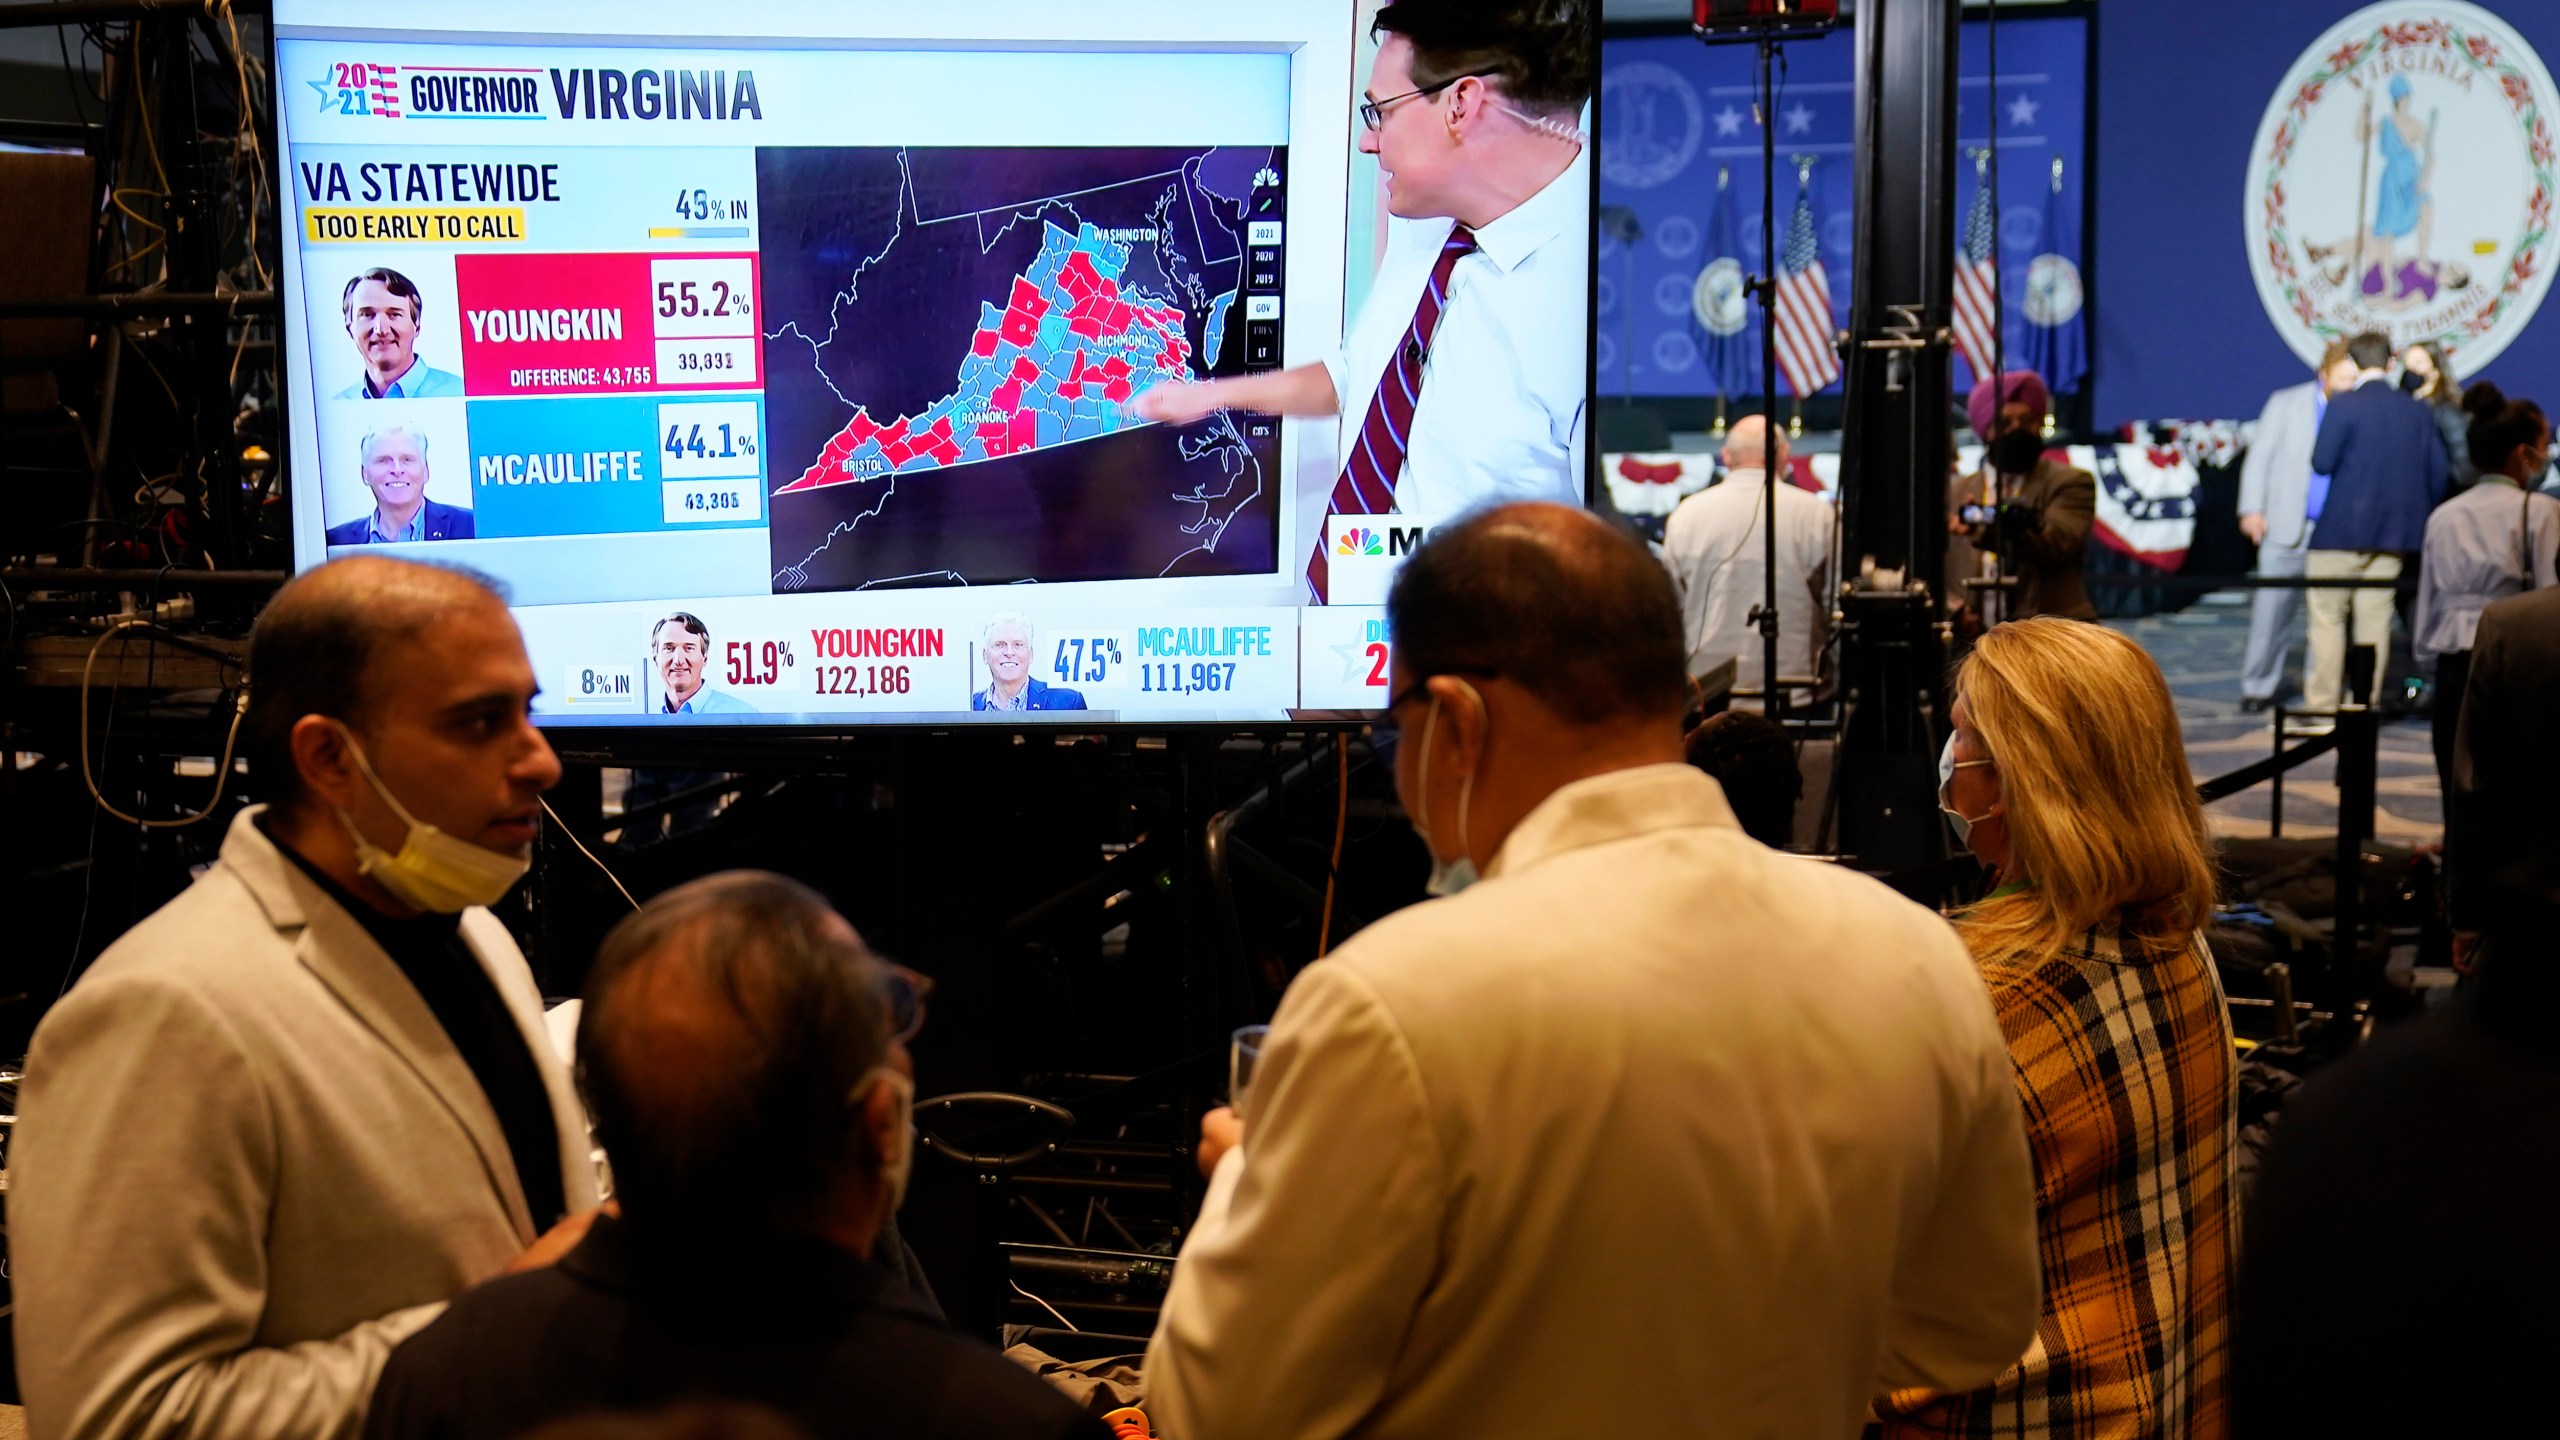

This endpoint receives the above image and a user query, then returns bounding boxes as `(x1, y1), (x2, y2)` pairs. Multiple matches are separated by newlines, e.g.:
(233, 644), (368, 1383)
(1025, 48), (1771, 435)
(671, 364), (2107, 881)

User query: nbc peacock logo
(1336, 527), (1385, 557)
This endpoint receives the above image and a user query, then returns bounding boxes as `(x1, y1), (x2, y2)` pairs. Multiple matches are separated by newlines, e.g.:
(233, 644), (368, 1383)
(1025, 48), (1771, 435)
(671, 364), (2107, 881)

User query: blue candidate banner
(1598, 14), (2088, 401)
(466, 394), (769, 539)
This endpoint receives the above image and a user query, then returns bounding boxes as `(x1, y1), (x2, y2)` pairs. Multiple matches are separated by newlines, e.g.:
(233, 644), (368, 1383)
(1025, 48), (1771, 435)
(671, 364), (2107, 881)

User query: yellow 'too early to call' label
(305, 208), (527, 243)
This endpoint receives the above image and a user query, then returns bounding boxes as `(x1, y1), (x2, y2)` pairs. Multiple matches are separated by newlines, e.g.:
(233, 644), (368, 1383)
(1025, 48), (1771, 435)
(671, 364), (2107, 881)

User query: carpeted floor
(2105, 596), (2442, 846)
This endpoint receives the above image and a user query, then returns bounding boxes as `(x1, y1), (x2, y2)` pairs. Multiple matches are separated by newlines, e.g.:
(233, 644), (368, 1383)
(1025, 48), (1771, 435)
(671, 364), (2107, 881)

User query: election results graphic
(272, 9), (1366, 722)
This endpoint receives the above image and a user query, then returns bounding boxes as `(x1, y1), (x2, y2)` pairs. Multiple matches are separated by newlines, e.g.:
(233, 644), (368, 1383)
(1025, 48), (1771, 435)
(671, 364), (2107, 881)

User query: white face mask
(856, 1066), (916, 1211)
(1409, 686), (1485, 897)
(1937, 733), (1998, 845)
(328, 723), (531, 913)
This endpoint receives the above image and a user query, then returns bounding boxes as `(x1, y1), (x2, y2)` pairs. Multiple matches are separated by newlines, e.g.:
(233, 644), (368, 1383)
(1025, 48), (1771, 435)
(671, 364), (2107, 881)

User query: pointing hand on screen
(1130, 381), (1223, 425)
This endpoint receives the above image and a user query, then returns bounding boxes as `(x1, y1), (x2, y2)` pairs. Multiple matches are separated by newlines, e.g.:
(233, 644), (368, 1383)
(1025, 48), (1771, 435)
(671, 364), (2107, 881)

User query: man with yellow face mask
(13, 556), (603, 1440)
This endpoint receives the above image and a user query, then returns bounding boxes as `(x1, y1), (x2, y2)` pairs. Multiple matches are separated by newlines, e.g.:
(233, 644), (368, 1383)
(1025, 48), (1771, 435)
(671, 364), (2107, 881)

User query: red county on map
(775, 219), (1198, 492)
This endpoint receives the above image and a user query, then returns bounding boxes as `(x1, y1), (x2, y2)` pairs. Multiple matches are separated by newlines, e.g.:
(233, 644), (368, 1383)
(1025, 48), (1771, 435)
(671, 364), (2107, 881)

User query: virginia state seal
(2244, 0), (2557, 370)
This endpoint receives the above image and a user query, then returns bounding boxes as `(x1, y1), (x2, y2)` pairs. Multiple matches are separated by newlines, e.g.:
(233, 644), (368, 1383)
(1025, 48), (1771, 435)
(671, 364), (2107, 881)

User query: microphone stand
(1698, 4), (1840, 723)
(1753, 35), (1783, 722)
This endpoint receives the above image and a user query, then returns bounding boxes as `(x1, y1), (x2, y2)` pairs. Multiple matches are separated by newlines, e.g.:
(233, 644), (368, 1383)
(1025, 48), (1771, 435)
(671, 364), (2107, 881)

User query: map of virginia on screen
(758, 145), (1287, 593)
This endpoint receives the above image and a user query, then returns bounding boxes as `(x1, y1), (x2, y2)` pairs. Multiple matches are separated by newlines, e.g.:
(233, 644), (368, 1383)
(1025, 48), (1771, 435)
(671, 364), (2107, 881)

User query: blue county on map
(757, 145), (1286, 593)
(776, 221), (1192, 488)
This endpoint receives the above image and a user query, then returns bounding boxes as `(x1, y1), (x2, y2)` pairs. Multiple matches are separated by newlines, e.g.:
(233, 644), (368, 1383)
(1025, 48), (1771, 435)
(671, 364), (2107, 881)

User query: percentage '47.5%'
(725, 640), (795, 687)
(1053, 636), (1124, 686)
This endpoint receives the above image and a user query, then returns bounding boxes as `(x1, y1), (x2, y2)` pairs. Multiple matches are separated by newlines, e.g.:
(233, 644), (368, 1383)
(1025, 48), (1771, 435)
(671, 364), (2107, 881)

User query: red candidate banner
(454, 251), (762, 397)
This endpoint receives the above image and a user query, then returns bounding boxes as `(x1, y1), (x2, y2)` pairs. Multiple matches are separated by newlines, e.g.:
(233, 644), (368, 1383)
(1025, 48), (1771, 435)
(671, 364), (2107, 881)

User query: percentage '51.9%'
(725, 640), (795, 687)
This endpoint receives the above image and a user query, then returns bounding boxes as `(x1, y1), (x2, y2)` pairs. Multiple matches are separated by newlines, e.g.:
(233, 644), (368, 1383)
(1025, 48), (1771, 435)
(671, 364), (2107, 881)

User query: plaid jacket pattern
(1879, 922), (2237, 1440)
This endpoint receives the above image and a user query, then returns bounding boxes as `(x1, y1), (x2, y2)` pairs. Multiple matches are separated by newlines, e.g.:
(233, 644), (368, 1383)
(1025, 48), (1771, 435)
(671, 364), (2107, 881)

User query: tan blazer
(12, 807), (599, 1440)
(1147, 766), (2041, 1440)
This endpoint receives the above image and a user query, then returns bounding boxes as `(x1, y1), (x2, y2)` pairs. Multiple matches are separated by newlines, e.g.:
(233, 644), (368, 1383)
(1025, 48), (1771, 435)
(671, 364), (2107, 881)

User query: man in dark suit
(324, 425), (475, 545)
(2236, 585), (2560, 1434)
(2446, 584), (2560, 945)
(364, 871), (1106, 1440)
(2302, 329), (2447, 711)
(2233, 884), (2560, 1438)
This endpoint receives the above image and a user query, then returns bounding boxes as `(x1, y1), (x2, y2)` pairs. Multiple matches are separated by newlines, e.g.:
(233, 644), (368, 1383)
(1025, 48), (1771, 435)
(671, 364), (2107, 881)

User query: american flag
(1772, 187), (1839, 397)
(1951, 176), (2001, 384)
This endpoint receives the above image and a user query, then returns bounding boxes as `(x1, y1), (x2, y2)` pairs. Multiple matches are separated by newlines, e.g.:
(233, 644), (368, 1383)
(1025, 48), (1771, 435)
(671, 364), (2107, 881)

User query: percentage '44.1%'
(668, 421), (756, 461)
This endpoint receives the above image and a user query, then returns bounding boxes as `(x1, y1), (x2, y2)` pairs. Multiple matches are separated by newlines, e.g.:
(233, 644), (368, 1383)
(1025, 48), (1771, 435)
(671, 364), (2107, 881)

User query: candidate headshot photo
(650, 612), (758, 716)
(336, 267), (464, 400)
(972, 610), (1085, 712)
(323, 424), (474, 545)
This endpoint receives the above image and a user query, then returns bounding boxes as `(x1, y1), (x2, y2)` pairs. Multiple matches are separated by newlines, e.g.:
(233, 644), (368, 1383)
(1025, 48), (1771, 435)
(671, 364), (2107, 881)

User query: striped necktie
(1306, 225), (1478, 602)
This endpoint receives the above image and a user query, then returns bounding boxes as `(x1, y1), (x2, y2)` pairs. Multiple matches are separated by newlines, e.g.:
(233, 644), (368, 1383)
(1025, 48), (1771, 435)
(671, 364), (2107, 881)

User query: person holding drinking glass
(1144, 504), (2041, 1440)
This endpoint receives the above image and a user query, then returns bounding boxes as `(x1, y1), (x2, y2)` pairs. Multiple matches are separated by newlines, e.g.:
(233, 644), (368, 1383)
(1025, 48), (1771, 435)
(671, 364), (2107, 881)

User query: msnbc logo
(1335, 526), (1384, 557)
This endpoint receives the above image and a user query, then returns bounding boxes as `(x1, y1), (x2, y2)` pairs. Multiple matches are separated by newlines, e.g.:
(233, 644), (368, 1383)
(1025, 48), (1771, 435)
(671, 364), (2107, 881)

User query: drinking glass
(1229, 1024), (1271, 1119)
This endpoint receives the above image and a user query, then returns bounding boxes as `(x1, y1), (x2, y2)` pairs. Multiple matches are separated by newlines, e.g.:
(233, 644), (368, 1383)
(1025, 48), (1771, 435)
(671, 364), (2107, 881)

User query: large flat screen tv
(275, 0), (1588, 725)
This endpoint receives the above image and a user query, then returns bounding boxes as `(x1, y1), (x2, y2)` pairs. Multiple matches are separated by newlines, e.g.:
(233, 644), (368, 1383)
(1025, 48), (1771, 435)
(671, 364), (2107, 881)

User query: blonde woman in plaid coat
(1878, 618), (2238, 1440)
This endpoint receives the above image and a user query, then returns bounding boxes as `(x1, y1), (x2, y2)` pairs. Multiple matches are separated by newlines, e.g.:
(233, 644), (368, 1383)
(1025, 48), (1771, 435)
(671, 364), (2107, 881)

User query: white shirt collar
(1466, 145), (1587, 276)
(1483, 763), (1739, 881)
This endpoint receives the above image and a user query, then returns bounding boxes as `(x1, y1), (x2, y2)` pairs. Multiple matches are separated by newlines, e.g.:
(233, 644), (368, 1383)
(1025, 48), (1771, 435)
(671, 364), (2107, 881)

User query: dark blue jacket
(2309, 378), (2448, 554)
(324, 499), (476, 546)
(363, 1215), (1104, 1440)
(971, 677), (1088, 712)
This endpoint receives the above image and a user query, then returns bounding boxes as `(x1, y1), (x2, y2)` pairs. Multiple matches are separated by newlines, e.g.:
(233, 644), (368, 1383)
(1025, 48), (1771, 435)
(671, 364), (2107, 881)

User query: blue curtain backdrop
(1597, 15), (2089, 403)
(2094, 0), (2560, 425)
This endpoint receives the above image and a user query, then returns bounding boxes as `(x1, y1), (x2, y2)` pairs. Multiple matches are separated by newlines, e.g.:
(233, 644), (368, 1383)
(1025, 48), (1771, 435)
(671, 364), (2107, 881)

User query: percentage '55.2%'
(656, 279), (747, 320)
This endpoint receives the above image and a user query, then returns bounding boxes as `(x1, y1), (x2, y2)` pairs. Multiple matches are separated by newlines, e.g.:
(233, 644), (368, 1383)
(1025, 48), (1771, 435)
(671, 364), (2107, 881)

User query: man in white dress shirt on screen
(1144, 503), (2042, 1440)
(1131, 0), (1591, 601)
